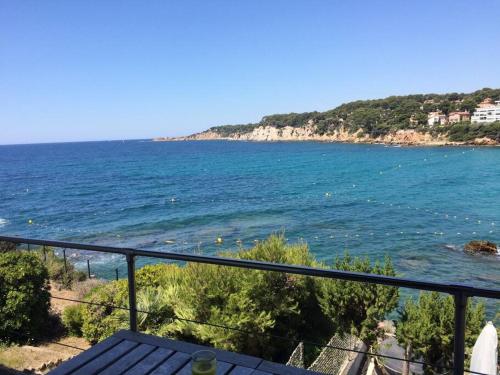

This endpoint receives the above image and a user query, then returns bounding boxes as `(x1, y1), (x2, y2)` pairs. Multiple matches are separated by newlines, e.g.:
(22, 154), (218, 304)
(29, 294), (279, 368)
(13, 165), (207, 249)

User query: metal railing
(1, 235), (499, 375)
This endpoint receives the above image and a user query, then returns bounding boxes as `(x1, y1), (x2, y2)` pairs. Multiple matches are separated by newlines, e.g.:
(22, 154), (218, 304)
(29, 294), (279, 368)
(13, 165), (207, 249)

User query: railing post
(63, 248), (67, 273)
(453, 291), (467, 375)
(115, 268), (119, 281)
(87, 259), (91, 279)
(126, 253), (137, 332)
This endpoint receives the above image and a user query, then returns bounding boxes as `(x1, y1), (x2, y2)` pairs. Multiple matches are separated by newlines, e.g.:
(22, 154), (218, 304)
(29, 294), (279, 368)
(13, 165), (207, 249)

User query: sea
(0, 140), (499, 303)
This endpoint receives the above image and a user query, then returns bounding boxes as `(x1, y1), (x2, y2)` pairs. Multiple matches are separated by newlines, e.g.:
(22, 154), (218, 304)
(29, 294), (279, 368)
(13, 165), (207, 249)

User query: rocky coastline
(153, 125), (499, 146)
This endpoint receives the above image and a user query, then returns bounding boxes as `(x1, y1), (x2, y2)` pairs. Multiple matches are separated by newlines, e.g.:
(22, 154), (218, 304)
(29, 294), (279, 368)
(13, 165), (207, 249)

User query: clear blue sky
(1, 0), (500, 144)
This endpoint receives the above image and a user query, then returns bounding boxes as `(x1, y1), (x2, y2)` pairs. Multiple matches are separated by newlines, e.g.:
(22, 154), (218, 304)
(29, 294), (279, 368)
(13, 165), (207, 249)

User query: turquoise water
(0, 140), (499, 292)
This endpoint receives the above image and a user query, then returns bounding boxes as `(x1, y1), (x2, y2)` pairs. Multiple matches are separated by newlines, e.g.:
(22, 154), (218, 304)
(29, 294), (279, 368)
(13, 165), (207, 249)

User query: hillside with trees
(171, 88), (500, 144)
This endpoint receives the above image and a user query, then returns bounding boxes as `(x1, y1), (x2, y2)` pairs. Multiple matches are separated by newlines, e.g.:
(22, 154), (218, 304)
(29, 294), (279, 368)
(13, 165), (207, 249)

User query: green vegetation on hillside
(207, 88), (500, 140)
(444, 121), (500, 142)
(71, 235), (398, 364)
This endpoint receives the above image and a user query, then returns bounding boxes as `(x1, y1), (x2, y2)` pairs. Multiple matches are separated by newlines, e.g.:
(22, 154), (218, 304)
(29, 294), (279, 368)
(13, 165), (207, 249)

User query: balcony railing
(1, 234), (499, 375)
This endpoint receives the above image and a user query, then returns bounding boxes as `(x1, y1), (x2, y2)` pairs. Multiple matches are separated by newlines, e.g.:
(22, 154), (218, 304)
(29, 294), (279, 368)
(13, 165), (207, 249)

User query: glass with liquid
(191, 350), (216, 375)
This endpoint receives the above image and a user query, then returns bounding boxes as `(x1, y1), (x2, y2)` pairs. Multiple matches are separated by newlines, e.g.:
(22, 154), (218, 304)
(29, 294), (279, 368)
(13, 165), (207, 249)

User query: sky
(1, 0), (500, 145)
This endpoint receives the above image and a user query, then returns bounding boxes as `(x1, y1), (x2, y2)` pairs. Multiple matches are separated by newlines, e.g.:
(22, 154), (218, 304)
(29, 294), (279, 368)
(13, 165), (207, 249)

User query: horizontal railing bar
(2, 235), (500, 299)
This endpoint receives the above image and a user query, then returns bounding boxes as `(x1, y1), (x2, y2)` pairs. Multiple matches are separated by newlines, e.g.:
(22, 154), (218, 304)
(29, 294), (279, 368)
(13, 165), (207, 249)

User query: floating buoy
(215, 236), (223, 244)
(28, 219), (33, 225)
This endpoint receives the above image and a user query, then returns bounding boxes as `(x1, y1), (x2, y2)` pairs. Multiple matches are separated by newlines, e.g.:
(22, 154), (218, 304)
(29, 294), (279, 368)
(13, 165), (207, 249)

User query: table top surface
(48, 330), (322, 375)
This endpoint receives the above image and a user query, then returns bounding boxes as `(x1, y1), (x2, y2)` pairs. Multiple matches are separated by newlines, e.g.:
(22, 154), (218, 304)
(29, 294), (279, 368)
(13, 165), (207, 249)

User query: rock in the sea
(464, 240), (497, 254)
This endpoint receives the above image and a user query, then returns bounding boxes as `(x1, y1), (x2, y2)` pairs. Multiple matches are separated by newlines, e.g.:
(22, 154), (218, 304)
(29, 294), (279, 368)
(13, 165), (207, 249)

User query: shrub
(81, 280), (129, 343)
(62, 304), (84, 337)
(0, 251), (50, 344)
(316, 253), (399, 344)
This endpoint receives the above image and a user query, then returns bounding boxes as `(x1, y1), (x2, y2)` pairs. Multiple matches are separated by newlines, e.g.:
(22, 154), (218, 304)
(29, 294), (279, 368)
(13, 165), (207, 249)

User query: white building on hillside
(427, 111), (447, 126)
(471, 99), (500, 123)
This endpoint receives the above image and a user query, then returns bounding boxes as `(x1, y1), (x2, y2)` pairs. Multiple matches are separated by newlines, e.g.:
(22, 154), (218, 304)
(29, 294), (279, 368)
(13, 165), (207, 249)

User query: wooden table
(49, 330), (322, 375)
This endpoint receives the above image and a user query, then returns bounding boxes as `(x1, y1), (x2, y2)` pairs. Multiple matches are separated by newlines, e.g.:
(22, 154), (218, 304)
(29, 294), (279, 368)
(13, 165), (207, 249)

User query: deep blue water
(0, 140), (499, 295)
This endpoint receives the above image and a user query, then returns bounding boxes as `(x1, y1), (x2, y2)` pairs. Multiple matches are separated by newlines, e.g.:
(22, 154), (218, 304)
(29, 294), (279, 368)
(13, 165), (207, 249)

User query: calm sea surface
(0, 140), (499, 293)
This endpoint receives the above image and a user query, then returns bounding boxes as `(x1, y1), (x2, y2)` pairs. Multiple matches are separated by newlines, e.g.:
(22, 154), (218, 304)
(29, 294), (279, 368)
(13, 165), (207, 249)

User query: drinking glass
(191, 350), (216, 375)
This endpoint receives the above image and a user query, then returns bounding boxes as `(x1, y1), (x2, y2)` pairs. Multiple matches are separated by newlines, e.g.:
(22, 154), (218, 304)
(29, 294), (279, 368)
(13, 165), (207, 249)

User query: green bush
(62, 305), (85, 337)
(0, 251), (50, 344)
(316, 253), (399, 344)
(81, 280), (129, 343)
(168, 235), (332, 362)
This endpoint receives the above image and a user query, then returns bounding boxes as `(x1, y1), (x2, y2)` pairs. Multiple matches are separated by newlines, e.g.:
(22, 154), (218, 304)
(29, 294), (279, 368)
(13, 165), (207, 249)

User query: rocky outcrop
(464, 240), (498, 254)
(373, 129), (449, 145)
(471, 137), (497, 145)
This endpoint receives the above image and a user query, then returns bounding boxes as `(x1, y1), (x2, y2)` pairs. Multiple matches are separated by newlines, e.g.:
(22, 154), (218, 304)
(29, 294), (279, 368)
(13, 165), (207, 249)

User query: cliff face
(156, 125), (490, 146)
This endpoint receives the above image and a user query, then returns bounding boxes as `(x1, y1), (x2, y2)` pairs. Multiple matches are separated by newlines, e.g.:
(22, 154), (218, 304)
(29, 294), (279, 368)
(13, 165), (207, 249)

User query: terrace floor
(48, 330), (321, 375)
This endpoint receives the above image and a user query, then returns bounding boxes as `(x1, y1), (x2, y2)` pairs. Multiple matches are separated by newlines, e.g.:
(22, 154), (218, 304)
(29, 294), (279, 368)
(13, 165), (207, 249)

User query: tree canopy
(396, 292), (485, 374)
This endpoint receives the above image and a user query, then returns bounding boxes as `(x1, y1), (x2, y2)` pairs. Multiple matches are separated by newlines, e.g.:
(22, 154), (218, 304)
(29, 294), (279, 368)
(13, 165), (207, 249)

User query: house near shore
(427, 111), (447, 126)
(477, 98), (495, 108)
(471, 99), (500, 123)
(448, 111), (470, 124)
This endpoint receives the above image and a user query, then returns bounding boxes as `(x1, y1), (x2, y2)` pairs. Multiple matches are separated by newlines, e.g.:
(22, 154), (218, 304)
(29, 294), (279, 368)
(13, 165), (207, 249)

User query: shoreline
(153, 136), (499, 147)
